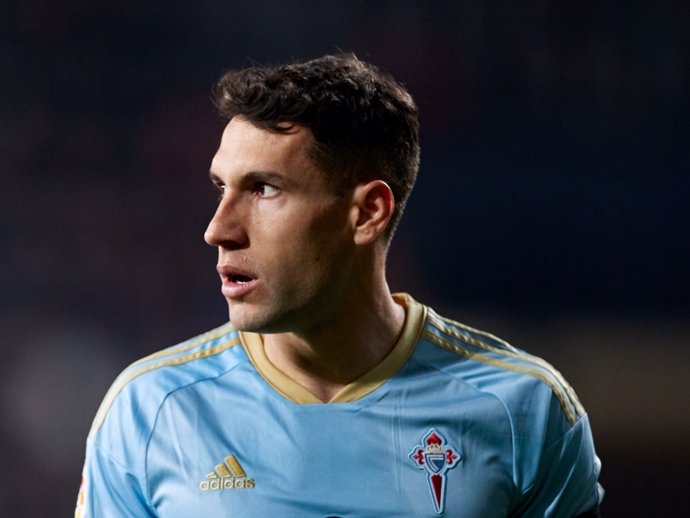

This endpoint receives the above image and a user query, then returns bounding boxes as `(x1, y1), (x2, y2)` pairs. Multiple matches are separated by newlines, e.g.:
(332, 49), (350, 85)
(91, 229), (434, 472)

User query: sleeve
(75, 440), (156, 518)
(510, 413), (604, 518)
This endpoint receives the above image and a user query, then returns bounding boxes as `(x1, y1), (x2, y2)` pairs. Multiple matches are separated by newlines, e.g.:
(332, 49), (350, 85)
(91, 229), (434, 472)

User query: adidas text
(200, 476), (255, 491)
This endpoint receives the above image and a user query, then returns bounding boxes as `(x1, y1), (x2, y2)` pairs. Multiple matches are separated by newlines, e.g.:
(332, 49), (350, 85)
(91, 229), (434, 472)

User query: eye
(254, 182), (280, 198)
(215, 184), (227, 201)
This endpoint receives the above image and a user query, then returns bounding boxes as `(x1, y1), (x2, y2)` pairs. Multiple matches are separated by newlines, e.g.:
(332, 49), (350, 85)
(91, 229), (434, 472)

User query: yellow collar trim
(239, 293), (426, 404)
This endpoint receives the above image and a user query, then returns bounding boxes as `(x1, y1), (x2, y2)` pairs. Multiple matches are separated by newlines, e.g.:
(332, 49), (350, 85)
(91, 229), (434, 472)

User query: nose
(204, 196), (248, 248)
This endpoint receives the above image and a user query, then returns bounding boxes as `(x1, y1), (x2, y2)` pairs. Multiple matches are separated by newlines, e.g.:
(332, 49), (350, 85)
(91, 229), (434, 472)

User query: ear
(351, 180), (395, 245)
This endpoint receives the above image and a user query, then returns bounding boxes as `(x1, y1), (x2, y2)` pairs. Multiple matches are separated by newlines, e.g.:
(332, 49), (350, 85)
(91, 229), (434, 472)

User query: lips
(217, 264), (258, 298)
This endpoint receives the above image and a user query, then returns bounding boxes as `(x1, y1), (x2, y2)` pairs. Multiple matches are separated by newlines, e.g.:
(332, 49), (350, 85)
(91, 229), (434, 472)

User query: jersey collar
(239, 293), (426, 404)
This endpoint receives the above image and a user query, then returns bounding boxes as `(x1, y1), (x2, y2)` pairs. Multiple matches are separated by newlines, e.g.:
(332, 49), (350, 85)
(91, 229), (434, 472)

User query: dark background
(2, 1), (688, 516)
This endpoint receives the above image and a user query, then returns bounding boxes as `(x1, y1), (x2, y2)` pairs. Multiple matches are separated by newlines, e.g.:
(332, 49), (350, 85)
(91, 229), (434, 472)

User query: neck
(261, 271), (405, 402)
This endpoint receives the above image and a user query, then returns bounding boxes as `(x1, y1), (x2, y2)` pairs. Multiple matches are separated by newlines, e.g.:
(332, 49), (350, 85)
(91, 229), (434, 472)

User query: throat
(261, 297), (406, 402)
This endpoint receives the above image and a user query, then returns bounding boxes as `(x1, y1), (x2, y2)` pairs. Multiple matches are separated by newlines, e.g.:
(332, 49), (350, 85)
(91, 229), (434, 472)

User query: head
(206, 55), (419, 333)
(214, 53), (420, 239)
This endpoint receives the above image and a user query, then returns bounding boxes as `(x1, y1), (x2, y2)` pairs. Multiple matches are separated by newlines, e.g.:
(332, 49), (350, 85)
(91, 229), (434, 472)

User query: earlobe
(352, 180), (395, 245)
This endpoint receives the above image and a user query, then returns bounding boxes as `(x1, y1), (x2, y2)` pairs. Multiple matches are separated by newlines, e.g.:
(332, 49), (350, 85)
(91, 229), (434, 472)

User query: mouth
(229, 273), (254, 284)
(217, 264), (258, 298)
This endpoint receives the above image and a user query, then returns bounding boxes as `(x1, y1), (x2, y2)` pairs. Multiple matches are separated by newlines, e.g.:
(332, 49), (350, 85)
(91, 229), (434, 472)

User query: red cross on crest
(409, 428), (461, 514)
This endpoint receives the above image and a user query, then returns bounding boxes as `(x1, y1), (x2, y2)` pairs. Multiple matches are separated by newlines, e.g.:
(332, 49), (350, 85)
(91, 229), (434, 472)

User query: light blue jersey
(76, 294), (603, 517)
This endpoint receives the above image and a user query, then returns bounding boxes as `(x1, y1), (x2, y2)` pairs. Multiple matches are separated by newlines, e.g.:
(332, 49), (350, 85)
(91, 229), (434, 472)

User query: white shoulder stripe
(425, 310), (584, 425)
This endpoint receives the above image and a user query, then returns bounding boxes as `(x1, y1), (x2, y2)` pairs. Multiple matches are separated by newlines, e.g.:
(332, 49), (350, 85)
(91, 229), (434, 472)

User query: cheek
(311, 200), (352, 239)
(306, 219), (351, 266)
(258, 200), (351, 271)
(280, 223), (347, 280)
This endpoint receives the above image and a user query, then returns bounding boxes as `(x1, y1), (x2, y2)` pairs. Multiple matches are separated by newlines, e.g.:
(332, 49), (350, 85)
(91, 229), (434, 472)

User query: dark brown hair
(214, 53), (420, 238)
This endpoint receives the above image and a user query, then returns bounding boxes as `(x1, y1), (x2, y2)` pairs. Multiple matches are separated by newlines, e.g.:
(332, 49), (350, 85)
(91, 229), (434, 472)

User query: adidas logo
(200, 454), (255, 491)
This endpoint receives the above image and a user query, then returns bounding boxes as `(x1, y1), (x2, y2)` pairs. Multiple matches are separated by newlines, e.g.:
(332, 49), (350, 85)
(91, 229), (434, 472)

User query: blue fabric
(76, 296), (602, 517)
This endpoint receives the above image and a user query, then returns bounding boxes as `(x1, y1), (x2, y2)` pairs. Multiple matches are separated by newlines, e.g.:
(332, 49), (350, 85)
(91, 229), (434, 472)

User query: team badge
(409, 428), (461, 514)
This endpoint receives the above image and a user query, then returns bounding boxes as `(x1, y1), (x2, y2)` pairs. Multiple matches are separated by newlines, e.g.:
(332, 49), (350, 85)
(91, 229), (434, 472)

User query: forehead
(211, 118), (315, 177)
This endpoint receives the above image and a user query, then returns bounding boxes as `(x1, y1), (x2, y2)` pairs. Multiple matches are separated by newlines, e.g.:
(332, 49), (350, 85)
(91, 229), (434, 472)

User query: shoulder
(416, 304), (585, 430)
(88, 322), (244, 445)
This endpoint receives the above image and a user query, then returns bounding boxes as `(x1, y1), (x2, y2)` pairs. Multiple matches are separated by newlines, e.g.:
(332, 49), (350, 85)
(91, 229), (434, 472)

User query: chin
(227, 304), (274, 333)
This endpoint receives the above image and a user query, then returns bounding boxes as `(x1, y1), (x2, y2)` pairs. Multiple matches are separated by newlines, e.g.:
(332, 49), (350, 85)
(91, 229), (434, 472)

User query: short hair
(214, 53), (420, 238)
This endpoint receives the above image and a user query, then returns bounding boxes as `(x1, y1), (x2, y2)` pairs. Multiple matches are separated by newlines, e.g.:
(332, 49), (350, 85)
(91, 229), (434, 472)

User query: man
(76, 54), (603, 517)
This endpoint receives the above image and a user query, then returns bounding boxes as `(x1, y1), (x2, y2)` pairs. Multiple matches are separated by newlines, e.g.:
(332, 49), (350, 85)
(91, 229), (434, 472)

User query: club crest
(409, 428), (461, 514)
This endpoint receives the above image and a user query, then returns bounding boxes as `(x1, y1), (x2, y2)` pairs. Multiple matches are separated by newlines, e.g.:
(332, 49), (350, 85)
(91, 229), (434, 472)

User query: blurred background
(1, 1), (688, 515)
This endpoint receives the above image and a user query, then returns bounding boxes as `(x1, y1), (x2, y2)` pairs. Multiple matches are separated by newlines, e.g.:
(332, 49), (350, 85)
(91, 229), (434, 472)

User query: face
(205, 118), (356, 333)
